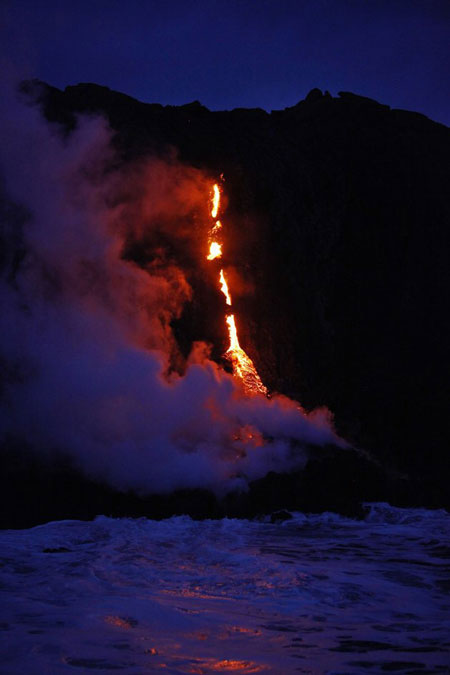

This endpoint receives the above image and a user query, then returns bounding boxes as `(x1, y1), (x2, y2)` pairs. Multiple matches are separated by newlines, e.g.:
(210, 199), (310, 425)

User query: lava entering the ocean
(206, 182), (268, 396)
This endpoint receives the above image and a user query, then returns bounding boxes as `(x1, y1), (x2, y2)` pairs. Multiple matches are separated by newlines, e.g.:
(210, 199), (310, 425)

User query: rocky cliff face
(3, 81), (449, 523)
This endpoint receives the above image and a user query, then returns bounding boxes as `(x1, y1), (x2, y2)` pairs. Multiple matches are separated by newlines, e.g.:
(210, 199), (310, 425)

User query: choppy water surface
(0, 504), (449, 674)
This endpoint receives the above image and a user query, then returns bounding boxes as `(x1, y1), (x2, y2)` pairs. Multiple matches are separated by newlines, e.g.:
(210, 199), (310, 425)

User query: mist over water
(0, 79), (339, 496)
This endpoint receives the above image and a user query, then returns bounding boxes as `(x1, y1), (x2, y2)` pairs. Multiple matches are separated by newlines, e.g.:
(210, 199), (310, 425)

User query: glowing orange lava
(206, 183), (267, 396)
(225, 315), (267, 395)
(207, 242), (222, 260)
(219, 269), (232, 306)
(211, 183), (220, 219)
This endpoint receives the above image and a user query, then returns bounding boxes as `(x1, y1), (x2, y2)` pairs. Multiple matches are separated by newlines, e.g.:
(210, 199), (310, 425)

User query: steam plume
(0, 79), (340, 496)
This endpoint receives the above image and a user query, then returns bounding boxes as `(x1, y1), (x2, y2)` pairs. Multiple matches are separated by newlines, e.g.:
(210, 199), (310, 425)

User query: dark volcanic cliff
(2, 81), (449, 524)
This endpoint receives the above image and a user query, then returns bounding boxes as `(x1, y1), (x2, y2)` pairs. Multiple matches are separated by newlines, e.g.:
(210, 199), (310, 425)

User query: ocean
(1, 504), (449, 674)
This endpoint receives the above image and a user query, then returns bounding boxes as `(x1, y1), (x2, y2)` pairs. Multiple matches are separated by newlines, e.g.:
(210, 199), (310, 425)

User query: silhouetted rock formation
(1, 81), (449, 526)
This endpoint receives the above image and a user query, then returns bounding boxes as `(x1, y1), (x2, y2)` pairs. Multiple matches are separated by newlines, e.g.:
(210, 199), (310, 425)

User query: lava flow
(206, 182), (267, 396)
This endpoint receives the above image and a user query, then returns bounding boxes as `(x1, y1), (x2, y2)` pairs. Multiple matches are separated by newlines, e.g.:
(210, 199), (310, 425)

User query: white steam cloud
(0, 79), (340, 496)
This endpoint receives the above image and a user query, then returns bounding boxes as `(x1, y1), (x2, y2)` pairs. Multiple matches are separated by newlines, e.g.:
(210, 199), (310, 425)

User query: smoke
(0, 78), (340, 496)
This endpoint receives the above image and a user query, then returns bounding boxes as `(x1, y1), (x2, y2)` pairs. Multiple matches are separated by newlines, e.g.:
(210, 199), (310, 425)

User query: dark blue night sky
(1, 1), (449, 122)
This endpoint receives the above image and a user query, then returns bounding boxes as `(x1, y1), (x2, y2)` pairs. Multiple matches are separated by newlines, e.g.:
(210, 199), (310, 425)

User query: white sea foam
(1, 505), (449, 673)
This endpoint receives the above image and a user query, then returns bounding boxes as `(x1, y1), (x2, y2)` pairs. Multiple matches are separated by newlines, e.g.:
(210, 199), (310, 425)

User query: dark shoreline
(2, 441), (447, 530)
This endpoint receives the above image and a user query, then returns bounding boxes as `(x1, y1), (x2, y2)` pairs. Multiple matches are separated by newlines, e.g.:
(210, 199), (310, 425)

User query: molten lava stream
(206, 182), (267, 396)
(207, 241), (222, 261)
(225, 313), (267, 396)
